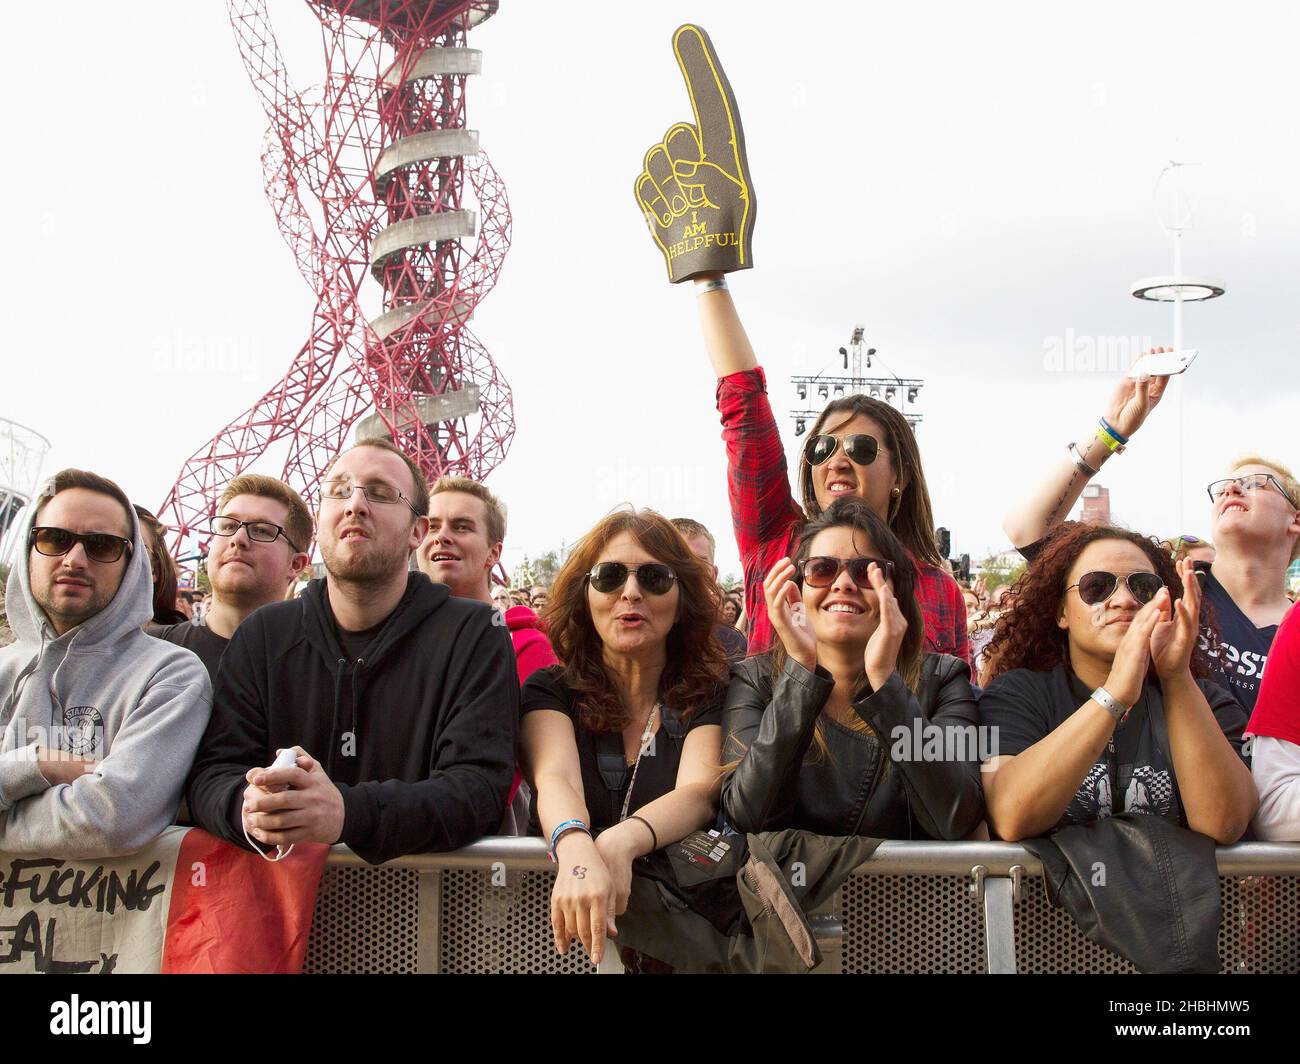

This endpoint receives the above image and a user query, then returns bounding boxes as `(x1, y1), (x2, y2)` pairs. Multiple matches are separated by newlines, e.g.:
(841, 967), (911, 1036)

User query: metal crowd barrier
(301, 838), (1300, 974)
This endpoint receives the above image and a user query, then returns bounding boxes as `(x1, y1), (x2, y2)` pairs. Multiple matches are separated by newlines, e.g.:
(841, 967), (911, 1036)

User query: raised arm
(694, 274), (757, 377)
(1002, 354), (1171, 549)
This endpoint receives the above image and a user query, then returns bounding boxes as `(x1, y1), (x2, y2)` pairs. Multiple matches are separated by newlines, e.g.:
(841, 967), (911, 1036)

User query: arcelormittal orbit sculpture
(158, 0), (513, 552)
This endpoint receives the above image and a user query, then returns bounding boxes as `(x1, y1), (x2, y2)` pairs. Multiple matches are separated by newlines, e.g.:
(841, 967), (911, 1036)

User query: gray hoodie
(0, 498), (211, 857)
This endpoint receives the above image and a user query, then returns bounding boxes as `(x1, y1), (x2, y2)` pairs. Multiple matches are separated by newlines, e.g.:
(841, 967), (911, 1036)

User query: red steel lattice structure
(158, 0), (513, 552)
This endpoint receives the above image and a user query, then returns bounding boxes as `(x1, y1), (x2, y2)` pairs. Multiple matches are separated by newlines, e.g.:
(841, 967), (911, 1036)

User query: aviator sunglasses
(1067, 570), (1164, 607)
(804, 433), (886, 468)
(587, 562), (678, 595)
(30, 526), (133, 564)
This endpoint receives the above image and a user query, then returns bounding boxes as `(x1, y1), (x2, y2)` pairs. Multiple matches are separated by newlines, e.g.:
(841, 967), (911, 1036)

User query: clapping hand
(863, 564), (907, 691)
(764, 557), (816, 672)
(1150, 557), (1202, 682)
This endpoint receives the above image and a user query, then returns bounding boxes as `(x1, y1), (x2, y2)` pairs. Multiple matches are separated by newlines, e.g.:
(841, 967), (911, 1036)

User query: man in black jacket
(186, 439), (519, 865)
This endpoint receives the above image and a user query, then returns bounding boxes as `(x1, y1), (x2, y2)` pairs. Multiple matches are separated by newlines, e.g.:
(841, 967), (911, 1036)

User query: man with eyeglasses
(149, 474), (312, 681)
(187, 439), (519, 865)
(1002, 354), (1300, 712)
(0, 469), (211, 857)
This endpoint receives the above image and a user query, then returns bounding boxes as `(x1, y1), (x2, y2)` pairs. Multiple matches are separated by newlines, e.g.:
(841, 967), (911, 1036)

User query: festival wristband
(549, 819), (591, 862)
(695, 277), (729, 296)
(1096, 419), (1127, 453)
(1090, 686), (1129, 723)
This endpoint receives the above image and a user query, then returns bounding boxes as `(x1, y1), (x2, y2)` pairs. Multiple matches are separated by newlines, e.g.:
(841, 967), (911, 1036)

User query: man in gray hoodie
(0, 469), (212, 858)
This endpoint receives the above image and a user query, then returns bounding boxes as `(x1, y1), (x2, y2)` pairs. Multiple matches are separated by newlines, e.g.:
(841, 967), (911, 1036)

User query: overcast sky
(3, 1), (1297, 583)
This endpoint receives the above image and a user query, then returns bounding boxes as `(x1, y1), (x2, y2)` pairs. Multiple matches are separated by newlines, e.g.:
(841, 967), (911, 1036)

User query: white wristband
(1091, 686), (1129, 722)
(695, 277), (728, 296)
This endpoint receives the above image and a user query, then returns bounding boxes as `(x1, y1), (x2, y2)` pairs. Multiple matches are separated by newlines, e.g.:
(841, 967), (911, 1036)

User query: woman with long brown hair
(520, 509), (729, 968)
(979, 523), (1256, 842)
(721, 498), (984, 839)
(683, 277), (968, 665)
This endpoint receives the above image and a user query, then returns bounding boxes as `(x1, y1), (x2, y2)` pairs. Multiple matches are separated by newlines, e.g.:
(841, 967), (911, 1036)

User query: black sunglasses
(799, 555), (895, 588)
(30, 526), (133, 564)
(587, 561), (677, 595)
(1067, 570), (1163, 607)
(804, 433), (884, 468)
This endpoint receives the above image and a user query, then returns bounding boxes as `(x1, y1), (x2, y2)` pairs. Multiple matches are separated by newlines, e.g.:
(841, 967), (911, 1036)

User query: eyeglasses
(1206, 473), (1298, 508)
(804, 433), (887, 468)
(586, 561), (677, 595)
(1067, 570), (1164, 607)
(208, 516), (302, 552)
(799, 556), (896, 588)
(30, 526), (133, 564)
(322, 476), (421, 517)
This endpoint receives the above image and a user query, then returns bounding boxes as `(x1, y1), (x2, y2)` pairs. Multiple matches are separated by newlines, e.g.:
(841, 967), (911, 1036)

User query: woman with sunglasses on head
(979, 523), (1256, 843)
(519, 509), (729, 969)
(690, 279), (968, 664)
(721, 498), (984, 839)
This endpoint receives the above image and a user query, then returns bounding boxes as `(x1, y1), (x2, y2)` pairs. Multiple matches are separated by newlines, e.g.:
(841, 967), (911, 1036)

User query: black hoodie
(186, 573), (519, 864)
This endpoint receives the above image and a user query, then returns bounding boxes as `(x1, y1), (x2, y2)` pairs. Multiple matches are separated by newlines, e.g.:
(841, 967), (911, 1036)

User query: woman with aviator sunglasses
(721, 499), (984, 839)
(979, 524), (1256, 843)
(519, 509), (729, 969)
(690, 276), (968, 664)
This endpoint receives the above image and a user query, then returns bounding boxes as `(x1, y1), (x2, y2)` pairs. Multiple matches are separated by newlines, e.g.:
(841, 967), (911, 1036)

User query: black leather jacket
(720, 654), (985, 839)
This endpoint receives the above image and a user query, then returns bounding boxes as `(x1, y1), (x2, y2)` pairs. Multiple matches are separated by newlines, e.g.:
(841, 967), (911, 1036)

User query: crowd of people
(1, 308), (1296, 970)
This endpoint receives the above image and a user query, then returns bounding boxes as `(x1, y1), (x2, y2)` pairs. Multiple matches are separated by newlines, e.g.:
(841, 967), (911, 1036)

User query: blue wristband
(1098, 417), (1129, 446)
(549, 819), (591, 861)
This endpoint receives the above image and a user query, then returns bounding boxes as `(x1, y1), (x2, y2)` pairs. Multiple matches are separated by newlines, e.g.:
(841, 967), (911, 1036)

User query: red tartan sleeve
(716, 368), (805, 656)
(913, 562), (972, 666)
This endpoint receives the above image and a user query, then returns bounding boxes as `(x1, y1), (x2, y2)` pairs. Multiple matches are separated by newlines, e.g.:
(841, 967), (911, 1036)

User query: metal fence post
(417, 869), (442, 973)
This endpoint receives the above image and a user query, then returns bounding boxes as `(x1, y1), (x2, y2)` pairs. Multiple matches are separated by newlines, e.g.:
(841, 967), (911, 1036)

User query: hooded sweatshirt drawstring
(350, 660), (364, 751)
(327, 659), (346, 777)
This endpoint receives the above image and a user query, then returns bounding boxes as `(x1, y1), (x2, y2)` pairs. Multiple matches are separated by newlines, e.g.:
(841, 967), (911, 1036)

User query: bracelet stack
(548, 818), (591, 862)
(1095, 417), (1128, 454)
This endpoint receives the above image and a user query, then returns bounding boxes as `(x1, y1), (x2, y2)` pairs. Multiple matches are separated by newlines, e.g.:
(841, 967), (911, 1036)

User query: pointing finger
(673, 24), (743, 168)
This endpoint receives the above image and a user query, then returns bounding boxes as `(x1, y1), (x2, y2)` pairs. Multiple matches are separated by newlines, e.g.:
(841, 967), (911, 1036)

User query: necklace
(620, 701), (661, 823)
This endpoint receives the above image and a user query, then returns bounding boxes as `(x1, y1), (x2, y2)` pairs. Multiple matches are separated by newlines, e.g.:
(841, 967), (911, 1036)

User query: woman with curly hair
(520, 509), (729, 968)
(721, 498), (984, 840)
(979, 523), (1256, 843)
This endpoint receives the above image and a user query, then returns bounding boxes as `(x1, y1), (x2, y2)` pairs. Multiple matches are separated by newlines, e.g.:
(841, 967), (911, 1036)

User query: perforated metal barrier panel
(439, 868), (595, 974)
(305, 865), (421, 974)
(1014, 875), (1300, 974)
(841, 875), (985, 974)
(301, 844), (1300, 974)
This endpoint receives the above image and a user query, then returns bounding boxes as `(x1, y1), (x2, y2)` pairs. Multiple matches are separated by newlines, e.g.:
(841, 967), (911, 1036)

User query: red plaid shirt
(717, 367), (970, 664)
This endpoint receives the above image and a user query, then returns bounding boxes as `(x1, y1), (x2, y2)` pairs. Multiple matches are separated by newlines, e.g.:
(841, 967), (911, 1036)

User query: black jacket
(186, 574), (519, 864)
(721, 654), (985, 839)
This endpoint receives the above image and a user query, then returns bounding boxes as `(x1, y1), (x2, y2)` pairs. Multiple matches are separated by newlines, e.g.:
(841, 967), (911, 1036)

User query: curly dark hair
(982, 522), (1219, 684)
(542, 508), (728, 732)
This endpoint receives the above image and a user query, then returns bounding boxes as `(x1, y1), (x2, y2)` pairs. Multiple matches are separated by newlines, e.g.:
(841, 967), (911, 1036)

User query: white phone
(1127, 348), (1198, 378)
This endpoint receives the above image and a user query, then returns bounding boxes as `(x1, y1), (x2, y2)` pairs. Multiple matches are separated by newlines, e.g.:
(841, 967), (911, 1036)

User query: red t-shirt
(716, 367), (969, 662)
(1246, 601), (1300, 748)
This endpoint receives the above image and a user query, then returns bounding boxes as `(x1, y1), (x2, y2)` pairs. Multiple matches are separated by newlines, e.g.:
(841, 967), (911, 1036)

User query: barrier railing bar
(322, 838), (1300, 877)
(981, 877), (1018, 974)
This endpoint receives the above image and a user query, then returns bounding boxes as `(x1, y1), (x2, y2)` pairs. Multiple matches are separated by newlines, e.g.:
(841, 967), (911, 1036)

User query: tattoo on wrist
(571, 865), (587, 879)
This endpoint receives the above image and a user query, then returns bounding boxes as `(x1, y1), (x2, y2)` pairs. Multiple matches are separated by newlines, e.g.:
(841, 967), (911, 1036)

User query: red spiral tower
(158, 0), (513, 553)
